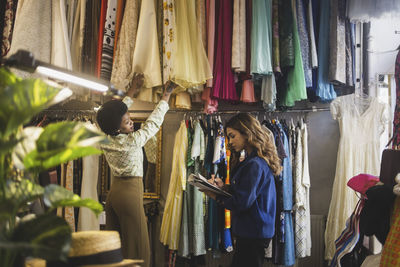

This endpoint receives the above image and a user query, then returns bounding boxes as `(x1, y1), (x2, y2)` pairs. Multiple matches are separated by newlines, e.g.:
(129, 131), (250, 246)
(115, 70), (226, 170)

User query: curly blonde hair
(225, 113), (282, 176)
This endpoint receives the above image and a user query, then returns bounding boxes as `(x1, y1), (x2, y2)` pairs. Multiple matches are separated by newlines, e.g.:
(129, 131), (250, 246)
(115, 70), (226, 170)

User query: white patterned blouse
(100, 97), (169, 177)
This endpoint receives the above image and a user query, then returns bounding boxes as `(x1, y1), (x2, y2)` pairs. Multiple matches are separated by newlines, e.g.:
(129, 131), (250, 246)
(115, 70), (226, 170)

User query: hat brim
(81, 259), (144, 267)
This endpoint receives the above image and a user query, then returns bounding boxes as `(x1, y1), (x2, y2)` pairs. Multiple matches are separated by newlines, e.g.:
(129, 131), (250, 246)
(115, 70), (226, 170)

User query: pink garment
(240, 79), (256, 103)
(206, 0), (215, 88)
(202, 87), (218, 113)
(347, 173), (379, 196)
(211, 0), (238, 101)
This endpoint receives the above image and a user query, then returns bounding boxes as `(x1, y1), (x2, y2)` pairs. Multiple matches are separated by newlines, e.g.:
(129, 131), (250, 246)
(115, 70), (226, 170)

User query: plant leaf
(11, 127), (43, 169)
(0, 68), (61, 140)
(23, 121), (104, 172)
(7, 214), (71, 261)
(43, 185), (103, 216)
(0, 138), (21, 156)
(0, 179), (44, 223)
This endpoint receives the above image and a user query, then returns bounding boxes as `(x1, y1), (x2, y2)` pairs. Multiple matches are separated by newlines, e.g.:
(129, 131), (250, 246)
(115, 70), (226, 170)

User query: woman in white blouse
(96, 73), (176, 267)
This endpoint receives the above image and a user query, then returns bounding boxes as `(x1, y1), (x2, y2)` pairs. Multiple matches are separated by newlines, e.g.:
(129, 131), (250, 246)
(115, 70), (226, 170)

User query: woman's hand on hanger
(126, 72), (144, 98)
(161, 80), (178, 102)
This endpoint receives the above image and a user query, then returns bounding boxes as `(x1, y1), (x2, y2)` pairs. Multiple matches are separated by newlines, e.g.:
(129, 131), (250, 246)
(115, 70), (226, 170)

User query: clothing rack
(129, 107), (331, 114)
(35, 109), (96, 121)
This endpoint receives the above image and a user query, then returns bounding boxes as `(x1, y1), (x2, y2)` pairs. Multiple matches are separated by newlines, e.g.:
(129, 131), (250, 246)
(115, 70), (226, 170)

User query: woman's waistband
(114, 175), (142, 179)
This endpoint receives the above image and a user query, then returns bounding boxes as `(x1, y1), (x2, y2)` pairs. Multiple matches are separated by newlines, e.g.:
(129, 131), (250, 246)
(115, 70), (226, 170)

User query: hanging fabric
(78, 153), (100, 231)
(324, 94), (389, 260)
(99, 0), (117, 80)
(71, 0), (86, 72)
(51, 0), (72, 70)
(251, 0), (273, 75)
(172, 0), (212, 90)
(160, 121), (188, 250)
(8, 0), (51, 77)
(112, 0), (125, 61)
(110, 0), (140, 91)
(328, 0), (346, 85)
(162, 0), (177, 83)
(231, 0), (246, 72)
(81, 0), (101, 76)
(392, 49), (400, 149)
(132, 0), (162, 101)
(1, 0), (18, 58)
(211, 0), (238, 101)
(315, 0), (337, 101)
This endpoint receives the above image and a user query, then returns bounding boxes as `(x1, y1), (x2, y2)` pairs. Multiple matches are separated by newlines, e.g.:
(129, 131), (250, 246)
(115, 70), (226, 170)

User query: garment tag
(99, 211), (106, 225)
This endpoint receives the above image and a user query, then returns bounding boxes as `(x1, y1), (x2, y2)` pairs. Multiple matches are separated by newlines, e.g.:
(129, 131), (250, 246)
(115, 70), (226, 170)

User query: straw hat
(67, 231), (143, 267)
(26, 231), (143, 267)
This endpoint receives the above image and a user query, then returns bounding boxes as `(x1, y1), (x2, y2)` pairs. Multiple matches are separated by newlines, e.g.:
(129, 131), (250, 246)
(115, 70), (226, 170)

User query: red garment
(392, 49), (400, 148)
(211, 0), (238, 101)
(96, 0), (108, 77)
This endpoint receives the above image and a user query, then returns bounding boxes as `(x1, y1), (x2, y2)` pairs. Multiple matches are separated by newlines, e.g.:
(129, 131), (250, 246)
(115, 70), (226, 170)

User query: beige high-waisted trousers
(105, 176), (149, 267)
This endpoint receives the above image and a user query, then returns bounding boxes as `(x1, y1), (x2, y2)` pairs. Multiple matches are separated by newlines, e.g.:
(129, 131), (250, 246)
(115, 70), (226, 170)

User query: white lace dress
(324, 94), (389, 260)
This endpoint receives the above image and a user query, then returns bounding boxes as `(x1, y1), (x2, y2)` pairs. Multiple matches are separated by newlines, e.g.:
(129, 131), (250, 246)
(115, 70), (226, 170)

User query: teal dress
(251, 0), (273, 75)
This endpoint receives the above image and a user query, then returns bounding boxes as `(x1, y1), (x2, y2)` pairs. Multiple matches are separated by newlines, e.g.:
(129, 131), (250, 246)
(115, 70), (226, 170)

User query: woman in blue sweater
(205, 113), (282, 267)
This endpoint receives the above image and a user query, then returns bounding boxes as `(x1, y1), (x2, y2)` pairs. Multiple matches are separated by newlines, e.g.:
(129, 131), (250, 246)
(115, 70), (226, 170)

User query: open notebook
(188, 173), (232, 197)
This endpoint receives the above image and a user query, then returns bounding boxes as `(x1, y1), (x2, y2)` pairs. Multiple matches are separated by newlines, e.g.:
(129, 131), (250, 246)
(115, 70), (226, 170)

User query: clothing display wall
(4, 0), (358, 110)
(161, 114), (312, 266)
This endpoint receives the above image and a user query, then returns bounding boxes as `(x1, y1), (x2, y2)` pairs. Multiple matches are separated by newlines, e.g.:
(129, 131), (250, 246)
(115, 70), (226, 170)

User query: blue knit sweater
(218, 153), (276, 239)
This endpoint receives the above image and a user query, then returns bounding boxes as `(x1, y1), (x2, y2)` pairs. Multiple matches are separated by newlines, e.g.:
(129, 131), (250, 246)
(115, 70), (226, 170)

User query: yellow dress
(171, 0), (212, 90)
(160, 121), (188, 250)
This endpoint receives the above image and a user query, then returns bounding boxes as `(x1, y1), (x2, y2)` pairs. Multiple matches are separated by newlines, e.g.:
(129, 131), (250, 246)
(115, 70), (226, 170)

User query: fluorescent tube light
(36, 66), (108, 92)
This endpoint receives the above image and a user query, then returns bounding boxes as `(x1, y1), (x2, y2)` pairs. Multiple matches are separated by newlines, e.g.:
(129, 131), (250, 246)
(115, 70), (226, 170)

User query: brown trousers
(106, 177), (150, 267)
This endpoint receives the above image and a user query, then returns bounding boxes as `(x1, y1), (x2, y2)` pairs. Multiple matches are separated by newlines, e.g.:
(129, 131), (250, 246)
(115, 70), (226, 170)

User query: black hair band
(68, 248), (124, 265)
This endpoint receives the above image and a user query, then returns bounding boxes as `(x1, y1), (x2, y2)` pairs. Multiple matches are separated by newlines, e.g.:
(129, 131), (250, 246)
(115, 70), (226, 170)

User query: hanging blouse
(160, 121), (188, 250)
(211, 0), (238, 101)
(231, 0), (246, 72)
(110, 0), (140, 91)
(172, 0), (212, 90)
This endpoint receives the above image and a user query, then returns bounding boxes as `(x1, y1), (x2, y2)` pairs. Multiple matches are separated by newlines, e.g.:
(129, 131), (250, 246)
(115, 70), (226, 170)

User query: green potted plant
(0, 67), (106, 267)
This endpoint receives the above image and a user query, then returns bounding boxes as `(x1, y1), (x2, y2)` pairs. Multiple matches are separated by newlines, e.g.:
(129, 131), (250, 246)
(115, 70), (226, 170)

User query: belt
(114, 176), (142, 179)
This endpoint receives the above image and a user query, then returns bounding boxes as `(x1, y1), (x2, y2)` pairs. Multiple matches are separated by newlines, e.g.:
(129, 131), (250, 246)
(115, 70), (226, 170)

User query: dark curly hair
(225, 113), (282, 176)
(96, 100), (127, 136)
